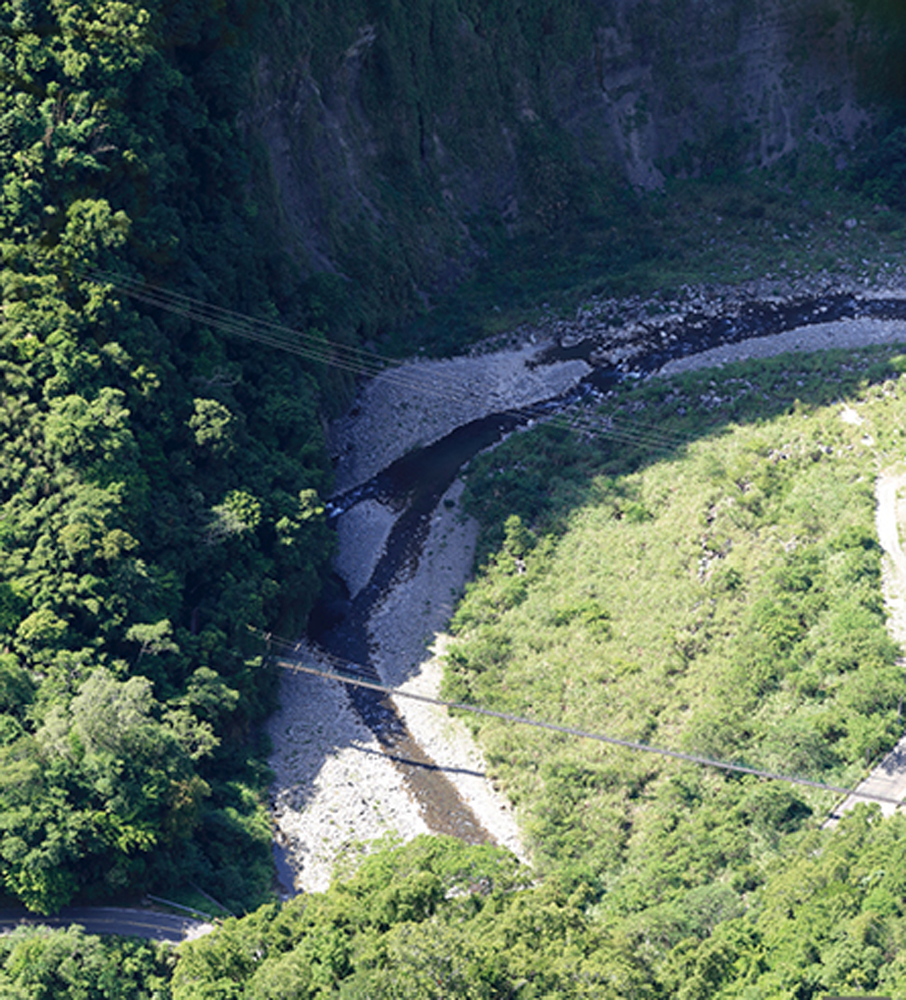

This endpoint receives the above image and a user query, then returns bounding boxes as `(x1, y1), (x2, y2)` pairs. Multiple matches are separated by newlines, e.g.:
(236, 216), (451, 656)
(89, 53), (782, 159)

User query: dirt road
(826, 469), (906, 824)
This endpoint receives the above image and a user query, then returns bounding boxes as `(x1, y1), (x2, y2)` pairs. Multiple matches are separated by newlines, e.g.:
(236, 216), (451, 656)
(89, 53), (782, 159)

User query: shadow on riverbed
(269, 293), (906, 893)
(267, 637), (501, 894)
(352, 743), (487, 778)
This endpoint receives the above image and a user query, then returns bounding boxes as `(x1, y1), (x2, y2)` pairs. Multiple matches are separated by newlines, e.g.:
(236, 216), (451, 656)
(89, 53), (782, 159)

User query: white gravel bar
(329, 341), (590, 494)
(368, 478), (526, 861)
(333, 498), (396, 599)
(268, 659), (430, 894)
(656, 317), (906, 377)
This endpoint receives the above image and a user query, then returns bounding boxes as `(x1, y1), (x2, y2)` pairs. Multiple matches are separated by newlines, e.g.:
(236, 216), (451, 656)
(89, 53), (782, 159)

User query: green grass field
(446, 346), (906, 909)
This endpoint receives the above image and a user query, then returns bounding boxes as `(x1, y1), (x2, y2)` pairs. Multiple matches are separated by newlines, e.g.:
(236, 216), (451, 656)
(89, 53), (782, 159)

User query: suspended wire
(84, 269), (401, 383)
(85, 271), (887, 807)
(118, 269), (705, 457)
(253, 632), (901, 809)
(102, 260), (895, 810)
(93, 266), (685, 455)
(79, 266), (700, 458)
(85, 267), (392, 373)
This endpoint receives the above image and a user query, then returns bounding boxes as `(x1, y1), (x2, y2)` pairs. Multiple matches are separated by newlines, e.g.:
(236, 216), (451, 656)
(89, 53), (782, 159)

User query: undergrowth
(446, 346), (906, 904)
(396, 146), (906, 355)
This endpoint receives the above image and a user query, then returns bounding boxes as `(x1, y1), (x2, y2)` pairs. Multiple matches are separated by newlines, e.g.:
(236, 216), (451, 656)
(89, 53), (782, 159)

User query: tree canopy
(0, 0), (337, 913)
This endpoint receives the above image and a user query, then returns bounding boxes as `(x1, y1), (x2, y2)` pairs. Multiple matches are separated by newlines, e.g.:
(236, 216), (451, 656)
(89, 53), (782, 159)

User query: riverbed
(269, 281), (906, 894)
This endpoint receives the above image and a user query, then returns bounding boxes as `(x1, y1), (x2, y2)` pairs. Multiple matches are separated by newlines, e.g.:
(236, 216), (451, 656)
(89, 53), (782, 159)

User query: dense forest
(7, 0), (906, 996)
(0, 0), (339, 914)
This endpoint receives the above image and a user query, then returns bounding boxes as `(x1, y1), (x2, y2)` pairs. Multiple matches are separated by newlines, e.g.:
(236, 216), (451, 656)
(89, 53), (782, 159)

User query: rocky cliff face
(242, 0), (890, 318)
(578, 0), (869, 187)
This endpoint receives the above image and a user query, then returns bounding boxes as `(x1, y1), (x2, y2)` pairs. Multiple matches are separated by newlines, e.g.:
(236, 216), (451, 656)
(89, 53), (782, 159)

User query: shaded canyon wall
(241, 0), (897, 316)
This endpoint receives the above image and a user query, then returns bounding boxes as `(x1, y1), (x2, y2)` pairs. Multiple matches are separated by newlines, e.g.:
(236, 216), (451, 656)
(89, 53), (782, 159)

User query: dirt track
(826, 470), (906, 823)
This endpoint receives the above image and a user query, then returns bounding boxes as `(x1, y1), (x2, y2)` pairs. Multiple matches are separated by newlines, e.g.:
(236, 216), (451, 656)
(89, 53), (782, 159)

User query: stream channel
(273, 291), (906, 895)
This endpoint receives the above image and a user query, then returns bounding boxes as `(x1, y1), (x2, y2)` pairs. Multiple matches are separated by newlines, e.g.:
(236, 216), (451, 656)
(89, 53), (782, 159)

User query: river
(271, 287), (906, 894)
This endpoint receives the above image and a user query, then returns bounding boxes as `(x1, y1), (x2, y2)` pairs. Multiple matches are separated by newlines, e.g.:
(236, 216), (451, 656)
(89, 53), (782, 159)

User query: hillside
(0, 0), (338, 914)
(5, 0), (906, 992)
(246, 0), (906, 346)
(43, 342), (906, 999)
(447, 344), (905, 888)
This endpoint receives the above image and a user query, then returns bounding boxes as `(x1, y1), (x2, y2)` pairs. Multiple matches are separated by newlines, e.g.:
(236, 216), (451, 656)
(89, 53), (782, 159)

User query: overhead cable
(80, 266), (697, 457)
(251, 631), (902, 809)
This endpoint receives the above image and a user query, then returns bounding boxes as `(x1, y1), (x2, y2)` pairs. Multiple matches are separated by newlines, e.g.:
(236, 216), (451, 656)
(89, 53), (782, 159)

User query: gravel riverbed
(271, 290), (906, 894)
(268, 656), (431, 894)
(656, 316), (906, 377)
(329, 342), (591, 493)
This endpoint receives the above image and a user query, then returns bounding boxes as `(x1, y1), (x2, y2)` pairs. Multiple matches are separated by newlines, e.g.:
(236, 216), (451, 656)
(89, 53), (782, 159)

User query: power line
(86, 267), (393, 375)
(80, 267), (698, 457)
(263, 643), (902, 809)
(80, 268), (902, 808)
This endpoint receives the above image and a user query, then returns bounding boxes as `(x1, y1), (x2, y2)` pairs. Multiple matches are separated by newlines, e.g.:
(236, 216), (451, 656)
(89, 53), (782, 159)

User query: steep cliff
(241, 0), (898, 327)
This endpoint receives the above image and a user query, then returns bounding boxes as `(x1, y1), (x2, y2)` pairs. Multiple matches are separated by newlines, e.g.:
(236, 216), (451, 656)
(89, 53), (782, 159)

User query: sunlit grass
(445, 346), (906, 895)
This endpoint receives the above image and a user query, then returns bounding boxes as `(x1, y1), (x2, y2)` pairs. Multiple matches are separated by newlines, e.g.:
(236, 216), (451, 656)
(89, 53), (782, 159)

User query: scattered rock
(656, 318), (906, 378)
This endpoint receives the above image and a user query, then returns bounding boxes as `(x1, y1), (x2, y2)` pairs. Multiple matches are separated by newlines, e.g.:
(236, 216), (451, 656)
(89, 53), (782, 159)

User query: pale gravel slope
(269, 477), (525, 894)
(368, 477), (526, 861)
(656, 317), (906, 377)
(268, 658), (430, 894)
(333, 498), (396, 599)
(329, 342), (591, 493)
(826, 470), (906, 824)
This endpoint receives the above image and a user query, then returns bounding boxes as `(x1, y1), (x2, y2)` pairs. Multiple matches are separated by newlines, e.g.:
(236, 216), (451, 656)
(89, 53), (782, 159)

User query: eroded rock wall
(242, 0), (886, 309)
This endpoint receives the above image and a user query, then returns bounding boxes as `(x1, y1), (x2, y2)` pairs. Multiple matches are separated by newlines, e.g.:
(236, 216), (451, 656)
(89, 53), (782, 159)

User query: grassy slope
(446, 348), (906, 914)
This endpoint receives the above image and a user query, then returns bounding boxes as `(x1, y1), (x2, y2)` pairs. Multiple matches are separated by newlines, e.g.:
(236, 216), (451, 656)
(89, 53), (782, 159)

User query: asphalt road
(0, 906), (213, 943)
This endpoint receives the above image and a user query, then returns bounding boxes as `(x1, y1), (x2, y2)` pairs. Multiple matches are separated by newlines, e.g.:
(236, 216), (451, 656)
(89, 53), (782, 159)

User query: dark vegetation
(0, 0), (338, 914)
(6, 0), (906, 995)
(0, 924), (172, 999)
(409, 133), (906, 353)
(64, 816), (906, 997)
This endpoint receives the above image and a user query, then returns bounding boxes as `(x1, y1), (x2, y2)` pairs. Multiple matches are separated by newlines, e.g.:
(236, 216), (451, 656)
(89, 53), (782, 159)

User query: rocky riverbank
(328, 342), (592, 494)
(657, 316), (906, 376)
(271, 279), (906, 894)
(268, 476), (525, 894)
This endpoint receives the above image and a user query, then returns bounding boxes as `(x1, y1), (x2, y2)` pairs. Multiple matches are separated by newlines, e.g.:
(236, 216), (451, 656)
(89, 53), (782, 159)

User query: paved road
(0, 906), (213, 943)
(826, 470), (906, 826)
(825, 739), (906, 825)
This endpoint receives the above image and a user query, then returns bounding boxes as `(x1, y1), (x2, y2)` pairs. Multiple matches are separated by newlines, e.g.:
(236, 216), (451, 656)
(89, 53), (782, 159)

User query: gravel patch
(329, 343), (590, 494)
(333, 499), (396, 599)
(877, 471), (906, 650)
(182, 921), (216, 942)
(656, 317), (906, 377)
(392, 643), (526, 861)
(826, 470), (906, 826)
(268, 659), (429, 894)
(368, 478), (478, 689)
(368, 478), (526, 860)
(269, 477), (525, 893)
